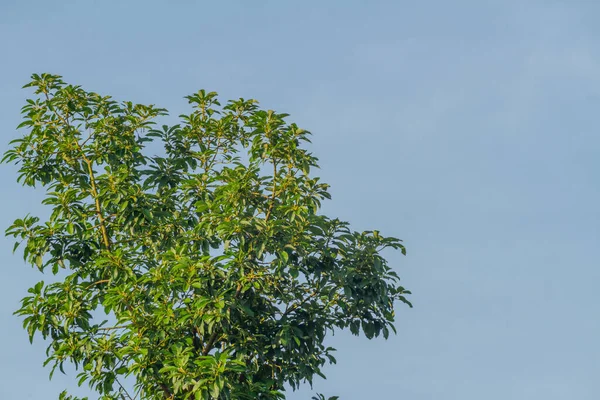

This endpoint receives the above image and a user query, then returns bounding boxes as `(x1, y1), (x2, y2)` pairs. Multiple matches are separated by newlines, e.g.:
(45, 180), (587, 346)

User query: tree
(3, 73), (411, 400)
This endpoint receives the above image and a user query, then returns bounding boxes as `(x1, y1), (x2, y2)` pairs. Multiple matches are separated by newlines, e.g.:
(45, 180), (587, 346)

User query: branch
(264, 160), (278, 222)
(84, 158), (112, 250)
(159, 382), (174, 399)
(43, 90), (111, 251)
(97, 325), (130, 331)
(114, 374), (134, 400)
(87, 279), (110, 288)
(282, 289), (319, 317)
(202, 331), (219, 356)
(283, 278), (322, 317)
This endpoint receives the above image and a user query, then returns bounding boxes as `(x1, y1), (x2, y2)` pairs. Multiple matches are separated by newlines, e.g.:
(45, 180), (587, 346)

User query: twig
(264, 161), (278, 222)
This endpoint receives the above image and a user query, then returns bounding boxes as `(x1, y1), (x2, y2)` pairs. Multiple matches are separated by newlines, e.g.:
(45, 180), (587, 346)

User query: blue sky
(1, 1), (600, 399)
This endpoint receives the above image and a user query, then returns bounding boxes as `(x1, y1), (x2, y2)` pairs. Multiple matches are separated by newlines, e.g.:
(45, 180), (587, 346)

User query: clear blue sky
(1, 1), (600, 399)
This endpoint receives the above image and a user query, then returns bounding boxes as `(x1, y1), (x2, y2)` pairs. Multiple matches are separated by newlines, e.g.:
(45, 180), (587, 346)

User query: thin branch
(87, 279), (110, 288)
(114, 374), (134, 400)
(43, 90), (111, 251)
(283, 283), (320, 317)
(264, 160), (278, 222)
(159, 382), (174, 399)
(202, 331), (219, 356)
(83, 158), (112, 250)
(97, 325), (131, 331)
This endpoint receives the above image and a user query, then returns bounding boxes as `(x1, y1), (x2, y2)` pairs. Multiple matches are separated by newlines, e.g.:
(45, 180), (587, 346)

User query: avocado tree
(3, 74), (411, 400)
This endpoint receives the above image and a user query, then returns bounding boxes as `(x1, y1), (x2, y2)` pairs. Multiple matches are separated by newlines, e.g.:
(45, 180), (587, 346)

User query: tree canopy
(3, 73), (411, 400)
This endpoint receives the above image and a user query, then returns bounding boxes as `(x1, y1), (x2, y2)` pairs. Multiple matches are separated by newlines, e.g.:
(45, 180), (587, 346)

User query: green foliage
(4, 73), (411, 399)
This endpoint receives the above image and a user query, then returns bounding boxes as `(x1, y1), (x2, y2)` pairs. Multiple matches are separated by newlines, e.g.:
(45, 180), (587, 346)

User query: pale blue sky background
(2, 1), (600, 399)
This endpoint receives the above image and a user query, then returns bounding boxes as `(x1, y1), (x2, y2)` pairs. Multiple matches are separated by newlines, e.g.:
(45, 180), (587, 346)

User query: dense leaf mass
(4, 74), (411, 400)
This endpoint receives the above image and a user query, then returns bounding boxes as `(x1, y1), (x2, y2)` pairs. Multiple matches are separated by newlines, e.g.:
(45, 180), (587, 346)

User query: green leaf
(238, 303), (255, 317)
(142, 208), (153, 220)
